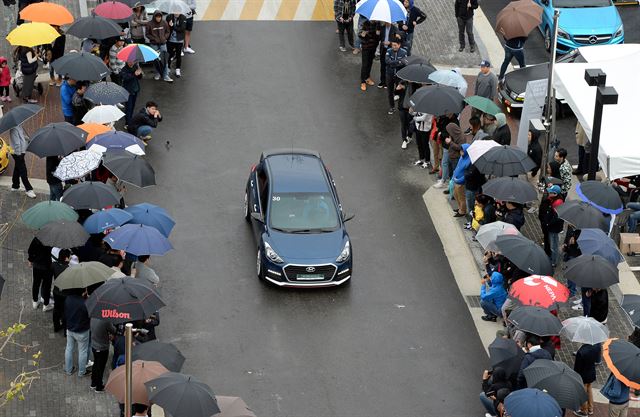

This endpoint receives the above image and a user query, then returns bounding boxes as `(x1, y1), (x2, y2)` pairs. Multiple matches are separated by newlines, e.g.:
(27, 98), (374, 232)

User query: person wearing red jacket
(0, 56), (11, 102)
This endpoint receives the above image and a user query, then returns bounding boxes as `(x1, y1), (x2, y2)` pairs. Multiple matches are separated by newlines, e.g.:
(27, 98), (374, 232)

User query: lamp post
(540, 10), (560, 184)
(125, 323), (133, 417)
(584, 69), (618, 181)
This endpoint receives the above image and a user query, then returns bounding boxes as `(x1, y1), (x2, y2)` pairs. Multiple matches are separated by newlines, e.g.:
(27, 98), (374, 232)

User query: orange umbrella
(78, 123), (110, 142)
(20, 2), (74, 26)
(603, 338), (640, 390)
(105, 360), (169, 404)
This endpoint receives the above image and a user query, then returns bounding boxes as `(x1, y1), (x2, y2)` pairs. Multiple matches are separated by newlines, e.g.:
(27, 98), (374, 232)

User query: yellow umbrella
(6, 22), (60, 47)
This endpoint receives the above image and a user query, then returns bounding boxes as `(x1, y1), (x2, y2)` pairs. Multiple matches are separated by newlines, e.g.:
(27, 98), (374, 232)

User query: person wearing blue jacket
(452, 144), (471, 218)
(480, 270), (507, 322)
(397, 0), (426, 55)
(601, 372), (630, 417)
(60, 79), (77, 124)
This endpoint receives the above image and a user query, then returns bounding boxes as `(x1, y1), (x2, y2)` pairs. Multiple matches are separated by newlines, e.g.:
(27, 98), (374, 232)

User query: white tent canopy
(553, 44), (640, 180)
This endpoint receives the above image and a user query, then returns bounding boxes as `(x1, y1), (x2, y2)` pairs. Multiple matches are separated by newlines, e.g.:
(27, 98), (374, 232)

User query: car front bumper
(498, 87), (524, 113)
(261, 255), (352, 288)
(556, 34), (624, 54)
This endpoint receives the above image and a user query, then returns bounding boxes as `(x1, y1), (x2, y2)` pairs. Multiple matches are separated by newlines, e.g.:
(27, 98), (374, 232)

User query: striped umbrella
(355, 0), (406, 23)
(117, 43), (160, 63)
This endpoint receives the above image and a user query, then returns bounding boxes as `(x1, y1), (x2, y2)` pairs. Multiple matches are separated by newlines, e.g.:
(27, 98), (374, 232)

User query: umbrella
(543, 176), (564, 186)
(508, 306), (562, 336)
(495, 234), (553, 276)
(476, 221), (520, 250)
(556, 200), (610, 232)
(26, 122), (88, 157)
(150, 0), (192, 14)
(78, 123), (111, 142)
(145, 372), (220, 417)
(21, 201), (78, 229)
(354, 0), (406, 23)
(504, 388), (562, 417)
(509, 275), (570, 309)
(522, 359), (587, 410)
(54, 261), (114, 290)
(409, 84), (465, 116)
(396, 63), (436, 84)
(464, 95), (501, 116)
(576, 180), (623, 215)
(51, 51), (110, 81)
(83, 208), (133, 233)
(482, 177), (538, 204)
(103, 150), (155, 188)
(488, 337), (525, 376)
(6, 22), (60, 47)
(621, 294), (640, 328)
(577, 228), (624, 265)
(428, 69), (468, 95)
(563, 254), (619, 288)
(66, 15), (123, 39)
(82, 105), (125, 124)
(215, 396), (257, 417)
(94, 1), (133, 20)
(105, 360), (169, 404)
(474, 145), (536, 177)
(0, 104), (43, 134)
(88, 131), (145, 156)
(405, 55), (430, 66)
(85, 81), (129, 105)
(467, 139), (500, 163)
(20, 2), (74, 25)
(53, 150), (102, 181)
(496, 0), (543, 40)
(561, 316), (610, 345)
(86, 277), (166, 323)
(132, 341), (186, 372)
(603, 338), (640, 390)
(116, 43), (160, 63)
(62, 181), (122, 210)
(36, 220), (90, 248)
(125, 203), (175, 237)
(104, 224), (173, 256)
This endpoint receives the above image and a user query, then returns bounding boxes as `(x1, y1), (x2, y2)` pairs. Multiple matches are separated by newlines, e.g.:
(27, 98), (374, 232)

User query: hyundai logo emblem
(588, 35), (598, 45)
(306, 266), (316, 273)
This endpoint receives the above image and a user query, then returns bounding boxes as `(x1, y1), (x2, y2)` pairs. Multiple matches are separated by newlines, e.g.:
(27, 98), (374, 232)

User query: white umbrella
(560, 316), (609, 345)
(467, 139), (500, 163)
(54, 150), (103, 181)
(150, 0), (191, 14)
(476, 221), (521, 250)
(82, 105), (125, 124)
(428, 69), (468, 96)
(89, 143), (145, 156)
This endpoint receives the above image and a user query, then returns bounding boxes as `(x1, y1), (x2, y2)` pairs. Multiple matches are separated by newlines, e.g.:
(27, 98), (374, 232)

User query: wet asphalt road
(128, 22), (487, 417)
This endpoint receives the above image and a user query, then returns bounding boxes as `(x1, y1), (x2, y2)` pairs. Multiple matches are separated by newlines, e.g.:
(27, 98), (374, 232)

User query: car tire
(244, 190), (250, 222)
(256, 248), (266, 282)
(544, 27), (551, 52)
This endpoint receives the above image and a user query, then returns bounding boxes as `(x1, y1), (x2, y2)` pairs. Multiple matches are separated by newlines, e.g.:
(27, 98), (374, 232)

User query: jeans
(481, 299), (501, 317)
(549, 232), (559, 266)
(480, 392), (497, 415)
(499, 46), (526, 79)
(353, 18), (363, 49)
(403, 31), (414, 55)
(441, 149), (450, 180)
(465, 189), (477, 217)
(337, 20), (354, 48)
(416, 130), (430, 161)
(149, 43), (168, 77)
(360, 48), (375, 83)
(11, 154), (33, 191)
(125, 92), (138, 125)
(137, 125), (153, 137)
(567, 279), (577, 297)
(457, 17), (475, 48)
(32, 267), (52, 305)
(49, 182), (63, 201)
(627, 202), (640, 232)
(65, 329), (90, 375)
(91, 348), (110, 390)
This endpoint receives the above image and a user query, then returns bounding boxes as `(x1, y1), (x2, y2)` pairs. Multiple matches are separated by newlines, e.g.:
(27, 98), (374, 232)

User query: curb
(0, 177), (50, 195)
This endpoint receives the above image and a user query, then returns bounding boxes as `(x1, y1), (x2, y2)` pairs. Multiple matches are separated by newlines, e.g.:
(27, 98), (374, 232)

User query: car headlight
(509, 91), (518, 100)
(516, 93), (525, 102)
(557, 28), (570, 40)
(336, 240), (351, 263)
(264, 241), (283, 263)
(614, 25), (624, 39)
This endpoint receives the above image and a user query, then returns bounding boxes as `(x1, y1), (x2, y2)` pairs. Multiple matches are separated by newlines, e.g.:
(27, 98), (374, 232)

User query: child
(0, 56), (11, 102)
(472, 194), (496, 231)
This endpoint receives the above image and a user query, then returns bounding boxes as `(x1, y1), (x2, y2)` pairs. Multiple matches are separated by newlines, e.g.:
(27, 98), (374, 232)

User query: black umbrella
(495, 234), (553, 276)
(488, 337), (525, 376)
(396, 63), (437, 84)
(0, 104), (43, 134)
(26, 122), (88, 157)
(482, 177), (538, 204)
(132, 341), (186, 372)
(563, 254), (619, 288)
(603, 338), (640, 391)
(508, 306), (562, 336)
(103, 150), (155, 188)
(36, 219), (90, 248)
(555, 200), (609, 232)
(408, 84), (465, 116)
(522, 359), (587, 410)
(621, 294), (640, 328)
(85, 81), (129, 105)
(51, 52), (110, 82)
(474, 145), (536, 177)
(406, 55), (430, 66)
(576, 180), (623, 215)
(62, 181), (122, 210)
(66, 15), (122, 39)
(86, 278), (166, 324)
(145, 372), (220, 417)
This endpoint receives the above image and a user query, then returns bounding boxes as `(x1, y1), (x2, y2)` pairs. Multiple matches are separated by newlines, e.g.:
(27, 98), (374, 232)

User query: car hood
(267, 229), (346, 260)
(558, 6), (621, 33)
(504, 63), (549, 94)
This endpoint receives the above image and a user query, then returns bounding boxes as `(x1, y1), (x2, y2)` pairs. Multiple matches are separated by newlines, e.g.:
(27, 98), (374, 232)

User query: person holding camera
(480, 367), (512, 417)
(127, 101), (163, 143)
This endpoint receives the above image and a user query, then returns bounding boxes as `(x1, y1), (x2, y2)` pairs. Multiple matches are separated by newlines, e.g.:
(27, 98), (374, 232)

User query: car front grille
(283, 264), (337, 282)
(573, 34), (612, 45)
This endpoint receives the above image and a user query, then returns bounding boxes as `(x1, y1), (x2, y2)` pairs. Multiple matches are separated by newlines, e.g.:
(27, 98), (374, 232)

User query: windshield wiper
(290, 229), (313, 234)
(271, 227), (290, 233)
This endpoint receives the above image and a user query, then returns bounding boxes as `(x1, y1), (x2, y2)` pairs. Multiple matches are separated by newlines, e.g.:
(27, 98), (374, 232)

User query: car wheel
(256, 248), (265, 281)
(544, 27), (551, 52)
(243, 190), (250, 222)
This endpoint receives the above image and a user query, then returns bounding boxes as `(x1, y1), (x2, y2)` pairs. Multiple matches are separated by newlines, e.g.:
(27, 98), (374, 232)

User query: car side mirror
(250, 212), (264, 223)
(342, 213), (355, 222)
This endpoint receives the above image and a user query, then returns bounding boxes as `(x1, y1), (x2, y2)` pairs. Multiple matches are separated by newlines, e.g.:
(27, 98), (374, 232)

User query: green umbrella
(54, 261), (114, 290)
(21, 201), (79, 230)
(464, 95), (502, 116)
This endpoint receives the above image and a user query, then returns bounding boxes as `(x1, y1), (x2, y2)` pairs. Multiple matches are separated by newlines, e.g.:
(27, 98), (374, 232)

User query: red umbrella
(509, 275), (570, 309)
(94, 1), (132, 20)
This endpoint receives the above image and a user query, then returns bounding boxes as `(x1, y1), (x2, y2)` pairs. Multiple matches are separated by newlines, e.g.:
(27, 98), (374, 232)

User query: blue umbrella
(576, 181), (623, 215)
(84, 208), (133, 233)
(124, 203), (175, 237)
(87, 131), (146, 156)
(504, 388), (562, 417)
(103, 224), (173, 256)
(577, 228), (624, 265)
(355, 0), (406, 23)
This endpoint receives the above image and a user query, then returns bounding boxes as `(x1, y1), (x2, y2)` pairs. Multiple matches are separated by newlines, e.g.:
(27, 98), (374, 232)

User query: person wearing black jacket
(384, 36), (408, 114)
(52, 249), (70, 333)
(397, 0), (425, 55)
(527, 129), (543, 178)
(502, 202), (525, 230)
(574, 343), (601, 416)
(463, 164), (486, 222)
(166, 13), (187, 78)
(498, 36), (527, 81)
(48, 26), (66, 86)
(121, 61), (143, 125)
(358, 19), (379, 91)
(538, 185), (564, 267)
(334, 0), (356, 52)
(127, 101), (162, 141)
(27, 237), (53, 311)
(480, 367), (511, 416)
(454, 0), (478, 52)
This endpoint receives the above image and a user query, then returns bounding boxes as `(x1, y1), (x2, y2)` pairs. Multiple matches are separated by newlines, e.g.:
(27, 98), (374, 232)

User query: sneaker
(339, 46), (347, 52)
(444, 189), (450, 195)
(163, 75), (174, 83)
(352, 48), (360, 55)
(64, 367), (76, 376)
(360, 83), (366, 91)
(481, 315), (497, 322)
(5, 96), (11, 102)
(78, 370), (92, 377)
(154, 74), (161, 81)
(470, 45), (476, 53)
(48, 81), (55, 86)
(32, 301), (40, 309)
(377, 82), (384, 89)
(11, 187), (19, 192)
(86, 360), (94, 368)
(571, 304), (584, 311)
(27, 99), (38, 104)
(25, 190), (36, 199)
(42, 304), (54, 312)
(184, 46), (195, 54)
(572, 297), (582, 304)
(387, 107), (395, 115)
(414, 159), (424, 166)
(401, 140), (408, 149)
(141, 135), (152, 141)
(421, 162), (430, 169)
(90, 386), (104, 392)
(405, 136), (412, 145)
(573, 411), (588, 417)
(459, 46), (464, 52)
(527, 206), (537, 214)
(433, 180), (445, 189)
(464, 222), (472, 229)
(393, 94), (400, 101)
(116, 103), (125, 110)
(175, 68), (181, 78)
(181, 50), (184, 56)
(365, 78), (375, 86)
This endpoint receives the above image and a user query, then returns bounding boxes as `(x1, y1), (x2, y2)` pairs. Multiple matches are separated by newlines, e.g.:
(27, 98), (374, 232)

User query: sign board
(517, 79), (548, 153)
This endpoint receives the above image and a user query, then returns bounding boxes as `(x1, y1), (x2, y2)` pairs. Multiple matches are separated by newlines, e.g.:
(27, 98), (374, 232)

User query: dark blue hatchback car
(244, 149), (353, 287)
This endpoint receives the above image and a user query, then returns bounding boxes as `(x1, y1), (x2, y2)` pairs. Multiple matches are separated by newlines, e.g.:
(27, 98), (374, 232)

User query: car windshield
(269, 192), (340, 232)
(553, 0), (610, 8)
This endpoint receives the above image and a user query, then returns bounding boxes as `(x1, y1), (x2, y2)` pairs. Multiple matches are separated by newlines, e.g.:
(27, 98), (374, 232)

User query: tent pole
(541, 10), (560, 181)
(125, 323), (133, 417)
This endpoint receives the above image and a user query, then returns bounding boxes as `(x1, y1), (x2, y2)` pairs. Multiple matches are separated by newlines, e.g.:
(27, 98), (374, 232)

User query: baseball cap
(547, 185), (562, 194)
(480, 60), (491, 67)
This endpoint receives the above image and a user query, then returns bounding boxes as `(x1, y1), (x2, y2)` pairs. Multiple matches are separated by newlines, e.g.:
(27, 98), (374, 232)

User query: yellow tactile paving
(198, 0), (332, 20)
(202, 0), (230, 20)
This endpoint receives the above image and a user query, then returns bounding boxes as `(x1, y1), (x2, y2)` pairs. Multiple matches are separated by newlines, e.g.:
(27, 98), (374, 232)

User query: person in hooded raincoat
(492, 113), (511, 146)
(527, 128), (543, 178)
(480, 270), (507, 321)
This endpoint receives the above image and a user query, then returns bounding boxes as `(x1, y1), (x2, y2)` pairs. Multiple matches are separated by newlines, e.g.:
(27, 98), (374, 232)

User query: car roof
(264, 153), (330, 193)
